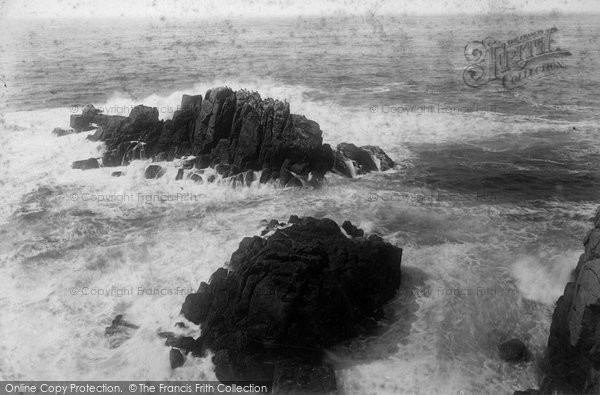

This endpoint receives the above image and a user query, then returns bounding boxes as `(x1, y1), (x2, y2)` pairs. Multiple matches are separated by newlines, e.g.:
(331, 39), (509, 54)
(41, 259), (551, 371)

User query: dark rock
(111, 171), (124, 177)
(165, 336), (196, 352)
(174, 322), (187, 329)
(342, 221), (364, 238)
(207, 175), (216, 183)
(332, 150), (356, 178)
(72, 158), (99, 170)
(272, 359), (336, 394)
(181, 94), (202, 113)
(157, 331), (175, 339)
(105, 314), (139, 349)
(215, 164), (230, 176)
(63, 89), (392, 186)
(179, 216), (402, 384)
(86, 126), (105, 141)
(498, 339), (528, 362)
(194, 154), (212, 169)
(333, 143), (395, 177)
(181, 282), (212, 325)
(128, 105), (159, 124)
(190, 173), (203, 183)
(361, 145), (395, 171)
(513, 390), (540, 395)
(543, 207), (600, 393)
(180, 158), (195, 169)
(52, 127), (75, 137)
(152, 152), (167, 162)
(81, 104), (102, 121)
(260, 219), (285, 236)
(105, 314), (139, 335)
(70, 114), (89, 131)
(288, 215), (300, 224)
(175, 168), (184, 180)
(144, 165), (164, 179)
(337, 143), (378, 173)
(169, 348), (185, 369)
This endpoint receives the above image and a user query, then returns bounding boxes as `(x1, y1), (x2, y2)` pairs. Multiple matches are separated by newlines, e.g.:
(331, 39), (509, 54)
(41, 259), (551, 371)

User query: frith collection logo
(463, 27), (571, 89)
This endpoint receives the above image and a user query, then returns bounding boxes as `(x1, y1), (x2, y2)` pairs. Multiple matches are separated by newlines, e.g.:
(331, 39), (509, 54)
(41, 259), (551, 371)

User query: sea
(1, 12), (599, 394)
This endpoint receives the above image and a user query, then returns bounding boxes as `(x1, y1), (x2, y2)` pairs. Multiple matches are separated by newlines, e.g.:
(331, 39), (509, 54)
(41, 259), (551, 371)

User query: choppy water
(1, 13), (600, 394)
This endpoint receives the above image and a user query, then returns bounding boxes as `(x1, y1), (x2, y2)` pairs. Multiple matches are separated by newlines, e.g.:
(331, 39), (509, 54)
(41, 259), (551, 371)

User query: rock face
(71, 158), (99, 170)
(179, 216), (402, 389)
(332, 143), (395, 178)
(542, 209), (600, 394)
(67, 88), (394, 184)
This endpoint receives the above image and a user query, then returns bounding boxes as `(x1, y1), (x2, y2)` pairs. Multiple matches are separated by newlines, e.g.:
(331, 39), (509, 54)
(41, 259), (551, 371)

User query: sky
(1, 0), (599, 19)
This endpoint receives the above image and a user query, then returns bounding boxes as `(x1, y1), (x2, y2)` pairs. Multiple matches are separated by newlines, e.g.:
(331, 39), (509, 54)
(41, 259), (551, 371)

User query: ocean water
(1, 13), (600, 394)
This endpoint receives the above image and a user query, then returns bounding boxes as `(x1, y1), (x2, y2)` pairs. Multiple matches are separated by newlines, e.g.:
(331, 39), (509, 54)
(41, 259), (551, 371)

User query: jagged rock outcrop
(67, 88), (394, 185)
(178, 216), (402, 390)
(332, 143), (395, 178)
(540, 209), (600, 394)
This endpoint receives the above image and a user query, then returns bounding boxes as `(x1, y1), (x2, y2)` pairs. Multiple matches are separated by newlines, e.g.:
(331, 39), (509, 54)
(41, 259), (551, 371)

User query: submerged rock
(65, 89), (394, 186)
(169, 348), (185, 369)
(498, 339), (528, 362)
(72, 158), (99, 170)
(51, 127), (75, 137)
(179, 216), (402, 389)
(144, 164), (164, 179)
(111, 171), (124, 177)
(333, 143), (395, 177)
(105, 314), (139, 349)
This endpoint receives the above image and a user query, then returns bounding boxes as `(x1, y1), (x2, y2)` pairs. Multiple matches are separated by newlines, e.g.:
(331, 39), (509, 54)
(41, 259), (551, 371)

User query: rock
(70, 114), (89, 131)
(337, 143), (378, 173)
(498, 339), (528, 362)
(52, 127), (75, 137)
(181, 94), (202, 112)
(361, 145), (395, 171)
(111, 171), (124, 177)
(144, 165), (164, 179)
(165, 336), (196, 352)
(333, 143), (395, 177)
(332, 150), (357, 178)
(105, 314), (139, 335)
(169, 348), (185, 369)
(105, 314), (139, 349)
(272, 359), (337, 394)
(260, 219), (285, 236)
(194, 154), (212, 169)
(63, 88), (392, 186)
(72, 158), (99, 170)
(342, 220), (364, 238)
(174, 322), (187, 329)
(81, 104), (102, 121)
(181, 282), (211, 325)
(179, 216), (402, 384)
(513, 390), (540, 395)
(86, 126), (105, 141)
(128, 105), (159, 124)
(543, 206), (600, 393)
(206, 175), (216, 183)
(175, 168), (184, 180)
(190, 173), (203, 183)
